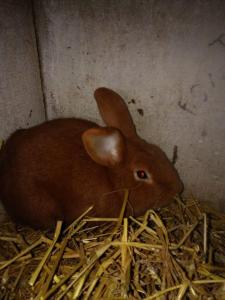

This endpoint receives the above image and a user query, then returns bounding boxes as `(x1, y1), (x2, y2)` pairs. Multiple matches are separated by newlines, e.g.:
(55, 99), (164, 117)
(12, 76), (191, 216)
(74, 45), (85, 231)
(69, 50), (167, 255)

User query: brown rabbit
(0, 88), (183, 228)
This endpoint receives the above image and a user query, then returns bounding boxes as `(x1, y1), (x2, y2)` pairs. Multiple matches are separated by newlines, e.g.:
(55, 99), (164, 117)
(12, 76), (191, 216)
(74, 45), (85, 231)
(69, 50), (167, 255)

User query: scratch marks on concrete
(190, 84), (200, 94)
(208, 33), (225, 47)
(178, 100), (196, 115)
(208, 73), (215, 88)
(172, 145), (178, 165)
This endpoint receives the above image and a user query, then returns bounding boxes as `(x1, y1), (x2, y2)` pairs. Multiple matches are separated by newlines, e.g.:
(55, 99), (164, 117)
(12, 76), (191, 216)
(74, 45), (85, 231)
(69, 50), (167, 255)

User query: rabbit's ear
(94, 88), (137, 138)
(82, 127), (126, 167)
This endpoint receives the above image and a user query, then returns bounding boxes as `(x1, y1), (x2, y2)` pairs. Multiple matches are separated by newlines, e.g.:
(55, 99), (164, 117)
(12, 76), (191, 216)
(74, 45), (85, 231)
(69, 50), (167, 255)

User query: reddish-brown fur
(0, 88), (183, 228)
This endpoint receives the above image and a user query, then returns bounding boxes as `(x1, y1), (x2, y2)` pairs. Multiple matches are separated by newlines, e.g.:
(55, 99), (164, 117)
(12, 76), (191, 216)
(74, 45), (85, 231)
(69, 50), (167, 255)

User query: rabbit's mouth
(125, 181), (179, 217)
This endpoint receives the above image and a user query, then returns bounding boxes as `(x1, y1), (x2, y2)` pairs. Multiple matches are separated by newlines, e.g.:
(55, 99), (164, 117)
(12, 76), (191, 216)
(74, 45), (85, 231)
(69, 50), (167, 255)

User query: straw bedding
(0, 190), (225, 299)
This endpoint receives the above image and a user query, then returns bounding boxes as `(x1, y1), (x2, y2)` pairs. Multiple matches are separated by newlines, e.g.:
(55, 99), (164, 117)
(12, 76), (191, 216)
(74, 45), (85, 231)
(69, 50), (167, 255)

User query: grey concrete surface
(0, 0), (45, 140)
(0, 1), (224, 212)
(0, 0), (46, 218)
(33, 0), (225, 209)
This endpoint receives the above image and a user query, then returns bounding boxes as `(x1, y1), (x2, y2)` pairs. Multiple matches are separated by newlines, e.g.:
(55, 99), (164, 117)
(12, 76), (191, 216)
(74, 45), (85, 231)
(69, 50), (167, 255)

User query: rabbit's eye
(137, 170), (148, 179)
(134, 169), (152, 182)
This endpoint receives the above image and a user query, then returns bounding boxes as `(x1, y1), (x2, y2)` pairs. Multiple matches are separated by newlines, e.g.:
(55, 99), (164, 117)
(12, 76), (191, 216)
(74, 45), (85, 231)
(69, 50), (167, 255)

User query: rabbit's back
(0, 118), (115, 228)
(0, 118), (96, 182)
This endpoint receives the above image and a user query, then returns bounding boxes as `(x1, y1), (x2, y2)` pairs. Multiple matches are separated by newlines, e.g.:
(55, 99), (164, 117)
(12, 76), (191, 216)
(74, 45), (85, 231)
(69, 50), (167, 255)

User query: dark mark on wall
(26, 109), (33, 126)
(128, 99), (136, 104)
(150, 96), (154, 99)
(190, 84), (200, 94)
(208, 33), (225, 47)
(77, 86), (81, 90)
(50, 91), (55, 100)
(208, 73), (215, 88)
(178, 100), (195, 115)
(172, 145), (178, 165)
(201, 129), (207, 137)
(137, 108), (144, 116)
(67, 46), (71, 49)
(203, 93), (208, 102)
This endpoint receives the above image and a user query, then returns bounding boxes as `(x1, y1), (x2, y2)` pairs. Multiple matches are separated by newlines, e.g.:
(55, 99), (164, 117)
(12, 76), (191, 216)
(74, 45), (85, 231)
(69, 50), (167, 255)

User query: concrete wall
(33, 0), (225, 209)
(0, 0), (45, 140)
(0, 0), (46, 219)
(0, 1), (224, 210)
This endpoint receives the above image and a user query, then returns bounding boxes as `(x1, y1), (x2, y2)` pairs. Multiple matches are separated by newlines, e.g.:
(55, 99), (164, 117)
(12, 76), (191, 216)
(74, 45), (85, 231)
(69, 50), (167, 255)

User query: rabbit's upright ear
(82, 127), (126, 167)
(94, 88), (137, 139)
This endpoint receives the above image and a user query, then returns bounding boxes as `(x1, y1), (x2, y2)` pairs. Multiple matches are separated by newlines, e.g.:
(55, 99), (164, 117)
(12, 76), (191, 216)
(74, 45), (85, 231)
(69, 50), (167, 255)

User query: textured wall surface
(0, 0), (45, 140)
(0, 1), (224, 211)
(33, 0), (225, 209)
(0, 0), (46, 218)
